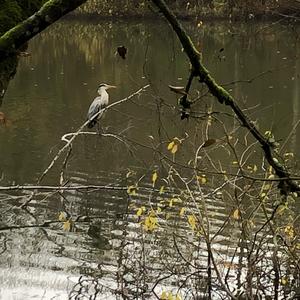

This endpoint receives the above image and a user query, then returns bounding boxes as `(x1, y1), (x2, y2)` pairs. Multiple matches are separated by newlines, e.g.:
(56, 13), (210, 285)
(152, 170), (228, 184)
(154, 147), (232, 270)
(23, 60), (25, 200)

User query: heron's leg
(96, 122), (100, 134)
(97, 123), (105, 135)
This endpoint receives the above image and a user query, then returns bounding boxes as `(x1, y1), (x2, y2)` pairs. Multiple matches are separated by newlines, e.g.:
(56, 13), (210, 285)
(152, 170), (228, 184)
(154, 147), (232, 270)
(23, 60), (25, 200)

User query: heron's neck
(98, 88), (108, 95)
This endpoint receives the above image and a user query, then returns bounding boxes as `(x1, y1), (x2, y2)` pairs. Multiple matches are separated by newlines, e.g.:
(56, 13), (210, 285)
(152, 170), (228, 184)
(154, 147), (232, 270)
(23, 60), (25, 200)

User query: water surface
(0, 19), (299, 299)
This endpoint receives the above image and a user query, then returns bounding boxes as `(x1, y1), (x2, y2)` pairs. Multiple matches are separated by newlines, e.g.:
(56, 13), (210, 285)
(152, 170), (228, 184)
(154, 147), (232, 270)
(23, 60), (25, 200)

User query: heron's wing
(87, 97), (101, 120)
(87, 93), (109, 121)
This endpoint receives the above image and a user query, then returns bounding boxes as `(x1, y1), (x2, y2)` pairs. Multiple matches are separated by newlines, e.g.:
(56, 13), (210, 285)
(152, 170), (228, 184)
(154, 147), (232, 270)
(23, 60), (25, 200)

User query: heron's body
(87, 84), (115, 129)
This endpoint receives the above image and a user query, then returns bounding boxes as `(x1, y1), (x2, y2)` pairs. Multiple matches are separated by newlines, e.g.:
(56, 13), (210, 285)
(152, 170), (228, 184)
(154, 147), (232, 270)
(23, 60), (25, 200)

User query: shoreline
(66, 10), (299, 23)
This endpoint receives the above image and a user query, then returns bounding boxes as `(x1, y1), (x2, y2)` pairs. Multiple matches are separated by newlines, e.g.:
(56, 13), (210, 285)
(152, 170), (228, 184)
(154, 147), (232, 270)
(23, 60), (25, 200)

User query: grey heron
(87, 83), (116, 129)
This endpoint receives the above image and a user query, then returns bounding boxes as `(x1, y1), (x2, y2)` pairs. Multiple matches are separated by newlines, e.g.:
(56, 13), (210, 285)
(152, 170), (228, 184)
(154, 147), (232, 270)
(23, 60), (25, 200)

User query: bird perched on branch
(87, 83), (116, 129)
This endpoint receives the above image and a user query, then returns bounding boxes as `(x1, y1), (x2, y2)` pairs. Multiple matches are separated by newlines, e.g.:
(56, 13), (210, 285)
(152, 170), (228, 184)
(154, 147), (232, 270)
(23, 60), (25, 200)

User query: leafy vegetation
(76, 0), (300, 19)
(0, 0), (46, 35)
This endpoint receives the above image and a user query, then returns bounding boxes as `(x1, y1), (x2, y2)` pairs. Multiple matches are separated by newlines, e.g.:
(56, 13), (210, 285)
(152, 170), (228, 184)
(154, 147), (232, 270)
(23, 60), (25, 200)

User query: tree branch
(151, 0), (300, 194)
(38, 85), (149, 184)
(0, 0), (88, 59)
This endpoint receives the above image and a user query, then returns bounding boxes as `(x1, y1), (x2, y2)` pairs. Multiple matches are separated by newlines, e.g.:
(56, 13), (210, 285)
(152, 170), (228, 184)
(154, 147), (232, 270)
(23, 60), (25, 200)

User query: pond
(0, 19), (299, 299)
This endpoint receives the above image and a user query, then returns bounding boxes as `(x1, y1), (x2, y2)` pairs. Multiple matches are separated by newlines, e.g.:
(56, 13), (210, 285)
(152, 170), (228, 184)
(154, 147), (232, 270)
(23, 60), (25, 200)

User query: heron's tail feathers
(87, 119), (97, 128)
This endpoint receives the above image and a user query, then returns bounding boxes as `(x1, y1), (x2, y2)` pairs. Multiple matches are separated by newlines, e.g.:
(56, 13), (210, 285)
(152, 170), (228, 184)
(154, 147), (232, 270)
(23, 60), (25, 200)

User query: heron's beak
(107, 85), (117, 89)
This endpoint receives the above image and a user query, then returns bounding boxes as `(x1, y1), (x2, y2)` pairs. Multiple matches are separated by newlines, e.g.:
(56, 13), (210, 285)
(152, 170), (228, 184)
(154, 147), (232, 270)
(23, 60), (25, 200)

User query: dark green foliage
(0, 0), (46, 35)
(17, 0), (46, 13)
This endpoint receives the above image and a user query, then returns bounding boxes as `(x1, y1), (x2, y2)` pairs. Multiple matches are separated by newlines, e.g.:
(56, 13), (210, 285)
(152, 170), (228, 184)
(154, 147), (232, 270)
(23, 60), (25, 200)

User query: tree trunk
(0, 0), (87, 60)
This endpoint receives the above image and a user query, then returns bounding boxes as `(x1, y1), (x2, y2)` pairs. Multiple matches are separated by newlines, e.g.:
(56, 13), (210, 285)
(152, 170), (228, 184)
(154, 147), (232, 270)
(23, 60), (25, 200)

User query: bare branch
(37, 85), (149, 184)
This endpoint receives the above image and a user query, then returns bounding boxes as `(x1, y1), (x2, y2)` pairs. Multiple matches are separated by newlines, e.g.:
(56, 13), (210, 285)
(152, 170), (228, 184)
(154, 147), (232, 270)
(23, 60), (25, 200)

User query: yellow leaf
(281, 277), (288, 285)
(175, 295), (182, 300)
(179, 207), (186, 216)
(58, 211), (67, 222)
(197, 175), (207, 184)
(188, 215), (197, 230)
(63, 219), (73, 232)
(263, 184), (271, 190)
(161, 291), (167, 300)
(173, 197), (182, 203)
(223, 171), (228, 180)
(152, 171), (158, 187)
(232, 161), (238, 165)
(247, 219), (254, 228)
(169, 199), (173, 207)
(253, 164), (258, 172)
(127, 185), (137, 196)
(284, 225), (294, 238)
(167, 141), (175, 150)
(264, 130), (272, 137)
(149, 209), (156, 217)
(159, 186), (165, 194)
(167, 293), (174, 300)
(232, 208), (240, 220)
(136, 206), (145, 217)
(144, 214), (158, 232)
(156, 206), (162, 213)
(171, 144), (178, 154)
(277, 204), (286, 215)
(268, 174), (275, 179)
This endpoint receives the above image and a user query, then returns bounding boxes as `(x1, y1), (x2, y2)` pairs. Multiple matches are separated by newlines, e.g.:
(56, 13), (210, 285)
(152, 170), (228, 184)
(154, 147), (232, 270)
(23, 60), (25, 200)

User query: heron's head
(97, 83), (117, 93)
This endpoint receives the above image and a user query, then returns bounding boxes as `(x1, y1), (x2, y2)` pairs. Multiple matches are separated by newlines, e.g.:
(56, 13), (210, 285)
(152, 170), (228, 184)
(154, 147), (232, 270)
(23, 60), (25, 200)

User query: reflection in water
(0, 20), (299, 299)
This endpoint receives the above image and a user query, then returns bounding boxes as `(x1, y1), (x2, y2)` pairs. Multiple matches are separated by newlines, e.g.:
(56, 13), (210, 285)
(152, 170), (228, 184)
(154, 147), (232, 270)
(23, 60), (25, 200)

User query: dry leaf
(159, 186), (165, 194)
(171, 144), (178, 154)
(168, 85), (187, 95)
(136, 206), (145, 216)
(188, 215), (197, 230)
(127, 185), (137, 196)
(152, 171), (158, 187)
(203, 139), (216, 148)
(63, 219), (73, 232)
(167, 141), (175, 150)
(232, 208), (240, 220)
(179, 207), (186, 216)
(58, 211), (67, 222)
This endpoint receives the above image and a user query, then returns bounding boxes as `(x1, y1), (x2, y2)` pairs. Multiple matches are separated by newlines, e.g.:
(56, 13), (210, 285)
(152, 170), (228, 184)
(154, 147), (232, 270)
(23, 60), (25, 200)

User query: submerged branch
(0, 184), (127, 191)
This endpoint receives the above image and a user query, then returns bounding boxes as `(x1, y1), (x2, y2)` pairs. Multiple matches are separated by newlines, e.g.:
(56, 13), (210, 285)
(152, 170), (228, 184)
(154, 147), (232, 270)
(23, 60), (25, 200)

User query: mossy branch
(0, 0), (87, 59)
(151, 0), (300, 194)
